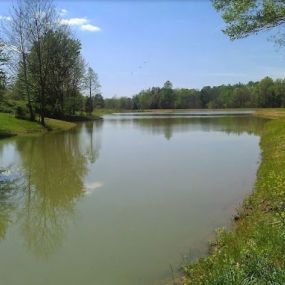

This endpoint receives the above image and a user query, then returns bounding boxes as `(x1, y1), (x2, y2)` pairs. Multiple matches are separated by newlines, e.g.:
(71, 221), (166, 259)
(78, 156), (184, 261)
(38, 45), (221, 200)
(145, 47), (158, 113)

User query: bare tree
(0, 40), (8, 91)
(8, 0), (35, 120)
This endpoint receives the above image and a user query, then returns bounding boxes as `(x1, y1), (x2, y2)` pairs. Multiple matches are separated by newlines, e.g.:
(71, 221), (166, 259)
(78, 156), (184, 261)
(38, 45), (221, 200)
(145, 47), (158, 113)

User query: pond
(0, 112), (267, 285)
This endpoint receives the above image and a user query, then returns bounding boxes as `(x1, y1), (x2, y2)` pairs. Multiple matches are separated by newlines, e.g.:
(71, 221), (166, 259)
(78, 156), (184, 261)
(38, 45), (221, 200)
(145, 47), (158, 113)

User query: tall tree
(257, 76), (275, 107)
(213, 0), (285, 40)
(159, 80), (175, 109)
(38, 29), (83, 117)
(200, 86), (212, 108)
(0, 41), (8, 92)
(24, 0), (57, 125)
(93, 93), (104, 108)
(85, 67), (100, 114)
(8, 0), (35, 120)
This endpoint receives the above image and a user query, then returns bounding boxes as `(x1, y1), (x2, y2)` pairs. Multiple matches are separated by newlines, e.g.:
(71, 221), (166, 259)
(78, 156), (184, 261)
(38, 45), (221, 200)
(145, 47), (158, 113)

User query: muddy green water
(0, 112), (266, 285)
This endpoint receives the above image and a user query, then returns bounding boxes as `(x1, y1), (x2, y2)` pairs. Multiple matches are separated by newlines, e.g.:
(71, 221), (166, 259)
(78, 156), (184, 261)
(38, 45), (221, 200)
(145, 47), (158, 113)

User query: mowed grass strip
(0, 113), (76, 138)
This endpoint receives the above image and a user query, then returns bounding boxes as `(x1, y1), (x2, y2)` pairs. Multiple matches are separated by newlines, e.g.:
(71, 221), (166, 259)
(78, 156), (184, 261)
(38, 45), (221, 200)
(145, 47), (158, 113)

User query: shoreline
(181, 109), (285, 284)
(0, 113), (106, 140)
(1, 109), (285, 283)
(0, 114), (77, 139)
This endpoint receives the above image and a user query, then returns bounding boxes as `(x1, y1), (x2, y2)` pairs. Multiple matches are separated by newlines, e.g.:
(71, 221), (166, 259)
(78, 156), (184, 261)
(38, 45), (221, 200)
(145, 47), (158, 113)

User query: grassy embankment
(0, 112), (76, 138)
(182, 109), (285, 284)
(92, 108), (119, 117)
(0, 108), (119, 139)
(255, 108), (285, 119)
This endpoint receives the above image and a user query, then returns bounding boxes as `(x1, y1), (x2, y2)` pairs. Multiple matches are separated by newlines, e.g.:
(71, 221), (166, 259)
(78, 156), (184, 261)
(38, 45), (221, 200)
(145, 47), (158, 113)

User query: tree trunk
(22, 52), (35, 121)
(89, 77), (92, 114)
(36, 31), (45, 126)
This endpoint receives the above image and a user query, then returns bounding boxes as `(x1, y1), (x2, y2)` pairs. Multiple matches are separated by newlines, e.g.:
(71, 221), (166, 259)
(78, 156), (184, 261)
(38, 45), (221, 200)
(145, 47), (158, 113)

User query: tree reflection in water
(0, 116), (265, 260)
(84, 120), (103, 164)
(0, 169), (19, 241)
(112, 115), (268, 140)
(0, 121), (103, 259)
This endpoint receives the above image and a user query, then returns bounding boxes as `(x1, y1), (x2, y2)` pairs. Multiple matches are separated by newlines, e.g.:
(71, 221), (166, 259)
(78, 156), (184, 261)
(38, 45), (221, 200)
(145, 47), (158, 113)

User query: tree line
(104, 77), (285, 110)
(0, 0), (101, 125)
(105, 0), (285, 111)
(1, 0), (285, 118)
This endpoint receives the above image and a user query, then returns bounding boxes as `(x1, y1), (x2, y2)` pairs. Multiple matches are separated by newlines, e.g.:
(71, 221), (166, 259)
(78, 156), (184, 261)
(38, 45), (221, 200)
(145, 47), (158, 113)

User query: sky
(1, 0), (285, 98)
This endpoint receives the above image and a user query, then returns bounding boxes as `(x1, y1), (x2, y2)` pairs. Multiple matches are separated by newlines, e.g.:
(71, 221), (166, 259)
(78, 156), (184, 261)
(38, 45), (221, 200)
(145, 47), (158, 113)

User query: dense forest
(105, 78), (285, 110)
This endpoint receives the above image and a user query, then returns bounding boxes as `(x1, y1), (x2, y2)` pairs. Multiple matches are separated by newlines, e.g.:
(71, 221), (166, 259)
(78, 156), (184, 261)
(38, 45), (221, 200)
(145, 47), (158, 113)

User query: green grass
(92, 108), (117, 117)
(0, 113), (43, 136)
(182, 114), (285, 284)
(254, 108), (285, 119)
(0, 113), (76, 138)
(91, 108), (136, 117)
(45, 118), (76, 131)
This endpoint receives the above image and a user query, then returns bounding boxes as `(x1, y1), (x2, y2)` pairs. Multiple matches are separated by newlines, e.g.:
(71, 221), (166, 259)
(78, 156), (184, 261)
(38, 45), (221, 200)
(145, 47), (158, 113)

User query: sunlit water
(0, 112), (267, 285)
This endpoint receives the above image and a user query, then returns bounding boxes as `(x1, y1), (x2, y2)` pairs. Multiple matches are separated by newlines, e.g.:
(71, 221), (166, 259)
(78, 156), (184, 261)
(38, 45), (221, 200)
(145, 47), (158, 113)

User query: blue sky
(1, 0), (285, 98)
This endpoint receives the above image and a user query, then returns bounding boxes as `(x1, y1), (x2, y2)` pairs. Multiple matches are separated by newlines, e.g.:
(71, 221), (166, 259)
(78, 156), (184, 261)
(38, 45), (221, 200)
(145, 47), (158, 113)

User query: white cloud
(60, 16), (101, 32)
(0, 16), (11, 21)
(60, 17), (88, 26)
(59, 9), (68, 17)
(80, 24), (101, 32)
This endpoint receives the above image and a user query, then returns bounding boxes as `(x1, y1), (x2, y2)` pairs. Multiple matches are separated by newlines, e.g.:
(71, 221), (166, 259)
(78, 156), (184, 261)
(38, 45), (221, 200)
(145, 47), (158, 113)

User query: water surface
(0, 112), (266, 285)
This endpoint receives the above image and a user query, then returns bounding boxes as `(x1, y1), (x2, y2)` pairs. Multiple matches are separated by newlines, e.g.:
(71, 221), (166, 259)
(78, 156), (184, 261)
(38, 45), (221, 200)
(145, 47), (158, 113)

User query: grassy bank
(255, 108), (285, 119)
(0, 109), (120, 139)
(182, 111), (285, 284)
(92, 108), (130, 117)
(0, 113), (76, 138)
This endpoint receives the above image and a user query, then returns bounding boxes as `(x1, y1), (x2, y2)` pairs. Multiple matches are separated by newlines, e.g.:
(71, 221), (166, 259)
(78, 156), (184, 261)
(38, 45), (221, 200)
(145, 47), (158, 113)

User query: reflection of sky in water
(0, 141), (21, 168)
(84, 181), (104, 195)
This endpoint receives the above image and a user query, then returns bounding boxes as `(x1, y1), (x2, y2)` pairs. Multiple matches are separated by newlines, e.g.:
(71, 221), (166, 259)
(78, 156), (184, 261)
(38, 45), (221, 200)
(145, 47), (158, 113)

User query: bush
(15, 106), (29, 119)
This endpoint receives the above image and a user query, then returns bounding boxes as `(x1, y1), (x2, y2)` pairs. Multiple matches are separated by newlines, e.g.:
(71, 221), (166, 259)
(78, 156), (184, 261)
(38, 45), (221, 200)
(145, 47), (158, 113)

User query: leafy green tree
(135, 89), (153, 109)
(132, 95), (140, 110)
(119, 97), (133, 109)
(99, 77), (285, 111)
(104, 97), (120, 109)
(274, 79), (285, 107)
(41, 30), (83, 117)
(159, 81), (175, 109)
(2, 0), (99, 119)
(200, 86), (212, 108)
(84, 67), (100, 114)
(149, 87), (161, 109)
(175, 88), (201, 109)
(215, 85), (235, 108)
(25, 0), (57, 125)
(15, 28), (85, 118)
(232, 86), (251, 107)
(163, 80), (173, 89)
(213, 0), (285, 40)
(257, 76), (275, 107)
(93, 94), (104, 108)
